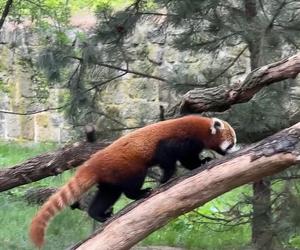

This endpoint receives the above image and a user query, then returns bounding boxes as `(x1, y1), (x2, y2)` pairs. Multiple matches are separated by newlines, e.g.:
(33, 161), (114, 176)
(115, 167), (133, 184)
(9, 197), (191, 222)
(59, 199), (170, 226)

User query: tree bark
(252, 179), (273, 249)
(71, 122), (300, 250)
(0, 141), (110, 192)
(171, 53), (300, 115)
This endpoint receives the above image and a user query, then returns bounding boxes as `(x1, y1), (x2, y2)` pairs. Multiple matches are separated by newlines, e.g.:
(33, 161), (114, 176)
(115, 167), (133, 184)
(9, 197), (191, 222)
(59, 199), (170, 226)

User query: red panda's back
(105, 116), (211, 161)
(87, 116), (211, 183)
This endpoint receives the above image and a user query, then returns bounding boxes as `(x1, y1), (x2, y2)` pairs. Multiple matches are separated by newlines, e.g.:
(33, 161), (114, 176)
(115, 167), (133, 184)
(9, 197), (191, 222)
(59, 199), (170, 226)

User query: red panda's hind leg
(88, 184), (122, 222)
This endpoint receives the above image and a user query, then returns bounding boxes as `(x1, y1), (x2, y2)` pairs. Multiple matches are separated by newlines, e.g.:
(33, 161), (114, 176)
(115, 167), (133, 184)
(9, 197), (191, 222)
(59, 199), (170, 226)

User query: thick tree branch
(71, 122), (300, 250)
(0, 141), (110, 192)
(172, 53), (300, 115)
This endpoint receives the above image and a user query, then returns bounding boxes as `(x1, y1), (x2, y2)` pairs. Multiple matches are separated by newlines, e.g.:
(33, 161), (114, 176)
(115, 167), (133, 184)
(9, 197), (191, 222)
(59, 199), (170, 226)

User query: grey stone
(127, 78), (159, 101)
(21, 116), (34, 140)
(147, 44), (164, 65)
(0, 121), (5, 138)
(120, 100), (159, 121)
(0, 17), (299, 145)
(6, 115), (21, 138)
(51, 114), (64, 127)
(147, 28), (166, 45)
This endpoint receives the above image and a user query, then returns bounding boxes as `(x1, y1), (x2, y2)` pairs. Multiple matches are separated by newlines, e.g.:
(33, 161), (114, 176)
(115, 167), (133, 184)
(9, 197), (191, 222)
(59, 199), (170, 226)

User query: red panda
(29, 115), (236, 248)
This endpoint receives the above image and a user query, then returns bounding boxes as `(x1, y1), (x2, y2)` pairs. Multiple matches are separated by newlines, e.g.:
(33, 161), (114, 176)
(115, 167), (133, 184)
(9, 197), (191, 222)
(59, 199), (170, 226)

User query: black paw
(105, 207), (113, 216)
(141, 187), (152, 198)
(89, 207), (113, 222)
(201, 157), (213, 164)
(70, 201), (81, 210)
(160, 177), (169, 184)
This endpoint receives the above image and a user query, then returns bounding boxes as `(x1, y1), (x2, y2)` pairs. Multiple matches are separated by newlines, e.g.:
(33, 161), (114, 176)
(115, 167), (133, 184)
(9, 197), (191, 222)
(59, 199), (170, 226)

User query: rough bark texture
(252, 179), (273, 249)
(175, 53), (300, 114)
(24, 188), (58, 205)
(0, 141), (110, 192)
(71, 122), (300, 250)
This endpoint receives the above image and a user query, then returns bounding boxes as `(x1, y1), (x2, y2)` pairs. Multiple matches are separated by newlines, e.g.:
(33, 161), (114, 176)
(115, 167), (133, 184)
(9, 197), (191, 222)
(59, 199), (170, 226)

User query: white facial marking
(211, 127), (216, 135)
(229, 125), (237, 144)
(227, 144), (240, 153)
(220, 140), (231, 152)
(211, 118), (225, 135)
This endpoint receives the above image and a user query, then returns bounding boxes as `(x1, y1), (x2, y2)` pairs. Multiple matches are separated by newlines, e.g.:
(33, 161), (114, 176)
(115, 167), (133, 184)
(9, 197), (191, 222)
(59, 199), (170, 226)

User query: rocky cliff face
(0, 22), (71, 142)
(0, 17), (299, 143)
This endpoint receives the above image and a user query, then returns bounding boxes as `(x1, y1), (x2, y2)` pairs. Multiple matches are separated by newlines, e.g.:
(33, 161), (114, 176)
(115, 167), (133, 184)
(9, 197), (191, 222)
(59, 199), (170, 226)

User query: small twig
(0, 104), (68, 116)
(0, 0), (13, 30)
(94, 61), (170, 83)
(207, 45), (248, 84)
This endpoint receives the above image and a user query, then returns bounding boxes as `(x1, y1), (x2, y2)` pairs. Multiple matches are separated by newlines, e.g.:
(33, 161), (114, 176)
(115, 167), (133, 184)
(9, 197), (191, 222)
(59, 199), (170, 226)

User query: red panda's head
(208, 118), (237, 155)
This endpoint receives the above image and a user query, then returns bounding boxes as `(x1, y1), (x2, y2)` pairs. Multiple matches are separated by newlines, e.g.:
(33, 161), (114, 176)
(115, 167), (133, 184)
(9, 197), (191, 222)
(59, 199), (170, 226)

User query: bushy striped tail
(29, 169), (97, 248)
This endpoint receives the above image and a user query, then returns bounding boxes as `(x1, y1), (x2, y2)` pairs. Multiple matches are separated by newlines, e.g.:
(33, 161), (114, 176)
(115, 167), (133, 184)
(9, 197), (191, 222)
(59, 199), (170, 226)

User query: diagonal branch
(71, 122), (300, 250)
(171, 52), (300, 115)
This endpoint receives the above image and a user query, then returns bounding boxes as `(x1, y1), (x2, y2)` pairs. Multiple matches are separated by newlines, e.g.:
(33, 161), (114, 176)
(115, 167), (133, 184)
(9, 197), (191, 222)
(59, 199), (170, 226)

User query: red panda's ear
(210, 118), (224, 135)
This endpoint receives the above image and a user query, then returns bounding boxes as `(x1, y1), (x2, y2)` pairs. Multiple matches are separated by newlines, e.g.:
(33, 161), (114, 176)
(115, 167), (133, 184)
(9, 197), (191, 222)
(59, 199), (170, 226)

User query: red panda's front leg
(179, 154), (213, 170)
(122, 172), (152, 200)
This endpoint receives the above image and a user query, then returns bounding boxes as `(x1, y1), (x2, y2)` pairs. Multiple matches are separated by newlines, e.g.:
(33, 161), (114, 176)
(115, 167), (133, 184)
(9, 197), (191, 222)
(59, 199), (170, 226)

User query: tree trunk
(244, 1), (275, 244)
(70, 122), (300, 250)
(248, 35), (273, 250)
(252, 179), (273, 250)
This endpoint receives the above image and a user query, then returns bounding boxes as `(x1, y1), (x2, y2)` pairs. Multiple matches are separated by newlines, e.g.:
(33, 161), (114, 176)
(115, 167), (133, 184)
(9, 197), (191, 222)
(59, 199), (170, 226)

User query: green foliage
(71, 0), (133, 12)
(0, 0), (133, 23)
(37, 44), (72, 82)
(1, 143), (300, 249)
(0, 141), (57, 168)
(0, 142), (91, 250)
(143, 186), (252, 249)
(0, 195), (92, 250)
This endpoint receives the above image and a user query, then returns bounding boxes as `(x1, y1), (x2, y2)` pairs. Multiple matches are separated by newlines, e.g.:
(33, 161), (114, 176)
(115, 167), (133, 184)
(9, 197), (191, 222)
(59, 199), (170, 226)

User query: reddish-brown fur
(29, 115), (236, 248)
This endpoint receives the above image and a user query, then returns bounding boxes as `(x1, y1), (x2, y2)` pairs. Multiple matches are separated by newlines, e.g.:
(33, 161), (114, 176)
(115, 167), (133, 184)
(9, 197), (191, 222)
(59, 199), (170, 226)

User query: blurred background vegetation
(1, 0), (300, 249)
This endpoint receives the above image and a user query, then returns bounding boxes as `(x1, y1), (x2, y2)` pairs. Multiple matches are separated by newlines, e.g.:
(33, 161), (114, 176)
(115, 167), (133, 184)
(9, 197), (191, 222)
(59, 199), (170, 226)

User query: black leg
(154, 139), (186, 183)
(124, 187), (152, 200)
(122, 173), (151, 200)
(88, 184), (122, 222)
(179, 154), (213, 170)
(159, 158), (177, 183)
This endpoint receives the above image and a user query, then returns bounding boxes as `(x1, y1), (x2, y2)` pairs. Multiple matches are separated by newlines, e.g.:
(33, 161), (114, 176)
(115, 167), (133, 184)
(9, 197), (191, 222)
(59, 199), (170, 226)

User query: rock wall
(0, 16), (299, 143)
(0, 22), (71, 142)
(97, 17), (251, 140)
